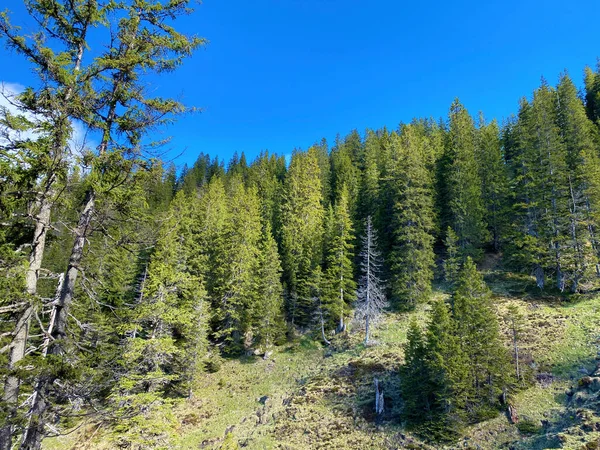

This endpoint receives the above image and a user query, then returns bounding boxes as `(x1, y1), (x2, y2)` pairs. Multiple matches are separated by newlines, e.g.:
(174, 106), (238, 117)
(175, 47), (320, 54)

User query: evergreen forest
(1, 1), (600, 449)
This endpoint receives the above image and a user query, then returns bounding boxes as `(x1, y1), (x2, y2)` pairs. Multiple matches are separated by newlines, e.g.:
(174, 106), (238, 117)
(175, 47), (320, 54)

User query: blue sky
(2, 0), (600, 168)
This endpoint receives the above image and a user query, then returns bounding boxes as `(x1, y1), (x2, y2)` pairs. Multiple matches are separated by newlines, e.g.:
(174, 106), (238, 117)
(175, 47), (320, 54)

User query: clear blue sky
(2, 0), (600, 168)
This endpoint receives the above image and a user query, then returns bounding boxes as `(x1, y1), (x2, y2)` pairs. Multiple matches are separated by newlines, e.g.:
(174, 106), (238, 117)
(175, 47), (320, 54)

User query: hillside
(5, 2), (600, 449)
(45, 260), (600, 450)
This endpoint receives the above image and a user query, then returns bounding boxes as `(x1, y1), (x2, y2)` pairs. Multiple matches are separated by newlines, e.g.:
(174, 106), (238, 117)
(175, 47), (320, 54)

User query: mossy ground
(45, 267), (600, 450)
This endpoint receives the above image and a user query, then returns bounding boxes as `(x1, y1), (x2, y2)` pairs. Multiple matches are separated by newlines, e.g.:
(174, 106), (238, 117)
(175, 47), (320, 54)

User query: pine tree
(323, 186), (356, 332)
(354, 216), (387, 345)
(444, 99), (488, 259)
(388, 127), (436, 308)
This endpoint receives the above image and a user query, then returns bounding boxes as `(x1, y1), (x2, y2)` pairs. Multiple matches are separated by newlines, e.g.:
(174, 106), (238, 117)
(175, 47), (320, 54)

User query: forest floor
(46, 262), (600, 450)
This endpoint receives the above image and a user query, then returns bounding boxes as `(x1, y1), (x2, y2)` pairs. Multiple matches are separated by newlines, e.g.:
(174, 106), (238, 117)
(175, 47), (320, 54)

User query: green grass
(44, 273), (600, 450)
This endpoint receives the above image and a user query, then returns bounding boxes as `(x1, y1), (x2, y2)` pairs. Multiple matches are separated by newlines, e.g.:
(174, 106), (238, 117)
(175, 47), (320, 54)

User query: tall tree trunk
(20, 189), (95, 450)
(0, 187), (53, 450)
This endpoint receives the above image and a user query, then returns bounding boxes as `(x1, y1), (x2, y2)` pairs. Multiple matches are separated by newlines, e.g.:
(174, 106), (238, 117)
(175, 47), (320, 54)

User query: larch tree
(17, 2), (205, 448)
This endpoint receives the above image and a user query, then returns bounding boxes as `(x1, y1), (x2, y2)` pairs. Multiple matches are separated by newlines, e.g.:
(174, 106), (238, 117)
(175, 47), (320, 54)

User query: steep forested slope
(3, 2), (600, 449)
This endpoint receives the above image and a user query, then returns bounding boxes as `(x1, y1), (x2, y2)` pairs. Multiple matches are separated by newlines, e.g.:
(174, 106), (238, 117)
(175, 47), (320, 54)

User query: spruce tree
(443, 226), (460, 287)
(584, 61), (600, 127)
(508, 82), (570, 290)
(280, 149), (325, 327)
(323, 186), (356, 332)
(444, 99), (488, 259)
(556, 73), (600, 290)
(476, 115), (510, 251)
(388, 126), (436, 308)
(211, 177), (262, 354)
(111, 191), (206, 448)
(252, 222), (285, 349)
(402, 320), (435, 422)
(331, 133), (361, 215)
(452, 258), (510, 419)
(425, 300), (469, 435)
(358, 130), (382, 223)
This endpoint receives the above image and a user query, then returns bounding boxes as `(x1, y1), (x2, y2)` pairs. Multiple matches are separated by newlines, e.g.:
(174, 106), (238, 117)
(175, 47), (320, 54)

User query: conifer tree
(331, 133), (361, 215)
(443, 227), (460, 287)
(508, 82), (570, 290)
(247, 151), (284, 232)
(323, 186), (356, 332)
(210, 177), (262, 353)
(312, 139), (332, 207)
(110, 191), (206, 448)
(388, 127), (436, 308)
(476, 115), (510, 251)
(556, 73), (600, 289)
(452, 258), (510, 418)
(354, 216), (387, 345)
(424, 300), (469, 435)
(252, 222), (285, 349)
(280, 149), (325, 327)
(444, 100), (488, 259)
(358, 130), (382, 223)
(0, 3), (101, 444)
(14, 2), (205, 446)
(402, 319), (435, 422)
(584, 61), (600, 126)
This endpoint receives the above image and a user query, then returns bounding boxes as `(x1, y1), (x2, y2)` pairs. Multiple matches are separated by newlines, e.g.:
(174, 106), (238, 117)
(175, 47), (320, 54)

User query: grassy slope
(46, 267), (600, 450)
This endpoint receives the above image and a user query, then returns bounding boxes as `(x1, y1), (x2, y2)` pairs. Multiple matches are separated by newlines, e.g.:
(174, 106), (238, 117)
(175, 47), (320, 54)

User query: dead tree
(354, 216), (387, 345)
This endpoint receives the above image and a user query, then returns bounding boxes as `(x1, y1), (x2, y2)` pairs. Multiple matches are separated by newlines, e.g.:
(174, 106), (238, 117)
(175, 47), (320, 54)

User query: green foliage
(322, 186), (356, 331)
(402, 259), (511, 435)
(476, 115), (510, 251)
(443, 227), (460, 286)
(388, 127), (436, 308)
(280, 149), (325, 327)
(252, 222), (285, 349)
(444, 99), (488, 259)
(452, 258), (511, 418)
(210, 177), (262, 354)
